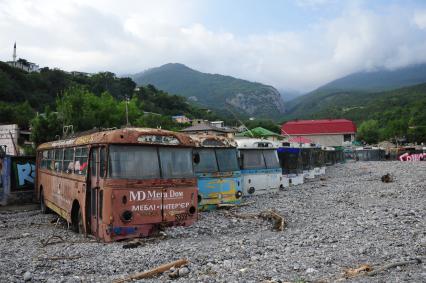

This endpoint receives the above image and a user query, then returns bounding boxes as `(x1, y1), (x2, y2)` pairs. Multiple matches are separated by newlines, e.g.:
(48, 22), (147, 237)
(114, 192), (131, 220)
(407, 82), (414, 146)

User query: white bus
(236, 139), (282, 196)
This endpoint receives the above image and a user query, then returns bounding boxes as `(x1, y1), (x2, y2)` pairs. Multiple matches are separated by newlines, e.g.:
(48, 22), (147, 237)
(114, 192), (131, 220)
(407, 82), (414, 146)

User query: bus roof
(190, 134), (237, 148)
(235, 138), (277, 149)
(37, 127), (195, 150)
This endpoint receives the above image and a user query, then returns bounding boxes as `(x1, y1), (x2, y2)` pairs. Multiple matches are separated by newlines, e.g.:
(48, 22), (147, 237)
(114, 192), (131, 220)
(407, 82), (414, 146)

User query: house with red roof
(281, 119), (357, 146)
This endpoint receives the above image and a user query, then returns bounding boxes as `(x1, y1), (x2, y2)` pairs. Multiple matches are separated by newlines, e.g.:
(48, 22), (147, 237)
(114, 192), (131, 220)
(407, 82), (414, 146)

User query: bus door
(89, 147), (106, 237)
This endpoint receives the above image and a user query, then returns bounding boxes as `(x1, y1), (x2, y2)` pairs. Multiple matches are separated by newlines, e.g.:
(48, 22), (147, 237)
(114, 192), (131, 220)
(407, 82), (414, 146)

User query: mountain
(278, 89), (302, 102)
(131, 63), (285, 119)
(285, 63), (426, 118)
(0, 61), (226, 133)
(317, 63), (426, 93)
(282, 82), (426, 143)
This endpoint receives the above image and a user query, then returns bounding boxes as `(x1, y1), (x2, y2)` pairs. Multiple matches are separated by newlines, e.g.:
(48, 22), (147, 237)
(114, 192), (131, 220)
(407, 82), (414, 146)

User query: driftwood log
(112, 258), (189, 283)
(367, 258), (423, 276)
(225, 209), (285, 231)
(260, 210), (285, 231)
(316, 257), (424, 282)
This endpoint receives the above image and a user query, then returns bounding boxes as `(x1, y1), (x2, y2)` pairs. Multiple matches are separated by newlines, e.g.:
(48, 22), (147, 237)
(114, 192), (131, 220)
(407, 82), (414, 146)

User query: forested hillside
(0, 62), (224, 145)
(131, 63), (285, 119)
(284, 84), (426, 143)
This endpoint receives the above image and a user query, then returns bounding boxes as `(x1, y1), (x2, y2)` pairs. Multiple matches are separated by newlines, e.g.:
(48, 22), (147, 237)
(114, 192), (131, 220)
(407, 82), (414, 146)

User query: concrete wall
(289, 134), (355, 146)
(0, 156), (36, 205)
(0, 124), (19, 156)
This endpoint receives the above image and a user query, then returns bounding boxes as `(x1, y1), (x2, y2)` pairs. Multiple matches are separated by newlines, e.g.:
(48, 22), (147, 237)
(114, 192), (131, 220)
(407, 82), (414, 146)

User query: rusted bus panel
(38, 128), (195, 150)
(190, 134), (237, 148)
(36, 127), (199, 242)
(37, 168), (86, 223)
(102, 186), (197, 241)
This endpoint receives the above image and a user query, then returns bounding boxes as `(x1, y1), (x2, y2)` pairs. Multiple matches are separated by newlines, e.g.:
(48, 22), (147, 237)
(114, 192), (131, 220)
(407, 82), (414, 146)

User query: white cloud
(296, 0), (336, 8)
(414, 10), (426, 29)
(1, 0), (426, 92)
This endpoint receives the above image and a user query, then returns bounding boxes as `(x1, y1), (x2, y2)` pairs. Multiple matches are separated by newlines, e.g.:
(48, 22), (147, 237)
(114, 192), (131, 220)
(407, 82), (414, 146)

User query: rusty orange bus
(35, 128), (198, 242)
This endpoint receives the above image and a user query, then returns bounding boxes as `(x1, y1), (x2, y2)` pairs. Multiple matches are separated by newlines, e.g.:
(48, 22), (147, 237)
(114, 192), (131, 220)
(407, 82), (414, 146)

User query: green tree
(30, 107), (62, 145)
(357, 120), (380, 144)
(244, 119), (281, 133)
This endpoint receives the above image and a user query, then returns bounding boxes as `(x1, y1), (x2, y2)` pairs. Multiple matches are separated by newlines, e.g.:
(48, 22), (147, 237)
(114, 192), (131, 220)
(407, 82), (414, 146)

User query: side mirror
(193, 153), (200, 164)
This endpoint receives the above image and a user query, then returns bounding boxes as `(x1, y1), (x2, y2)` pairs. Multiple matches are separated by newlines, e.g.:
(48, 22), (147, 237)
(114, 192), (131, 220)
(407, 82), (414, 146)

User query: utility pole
(225, 103), (253, 137)
(13, 42), (16, 66)
(125, 96), (130, 127)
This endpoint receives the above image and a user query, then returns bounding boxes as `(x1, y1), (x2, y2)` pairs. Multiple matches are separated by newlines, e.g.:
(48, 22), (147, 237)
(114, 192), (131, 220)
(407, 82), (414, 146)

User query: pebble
(23, 271), (32, 281)
(178, 267), (190, 276)
(0, 161), (424, 283)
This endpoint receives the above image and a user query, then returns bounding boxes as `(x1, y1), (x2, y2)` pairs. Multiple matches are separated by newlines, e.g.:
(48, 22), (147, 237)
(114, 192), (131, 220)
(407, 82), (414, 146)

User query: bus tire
(72, 203), (84, 234)
(40, 188), (50, 214)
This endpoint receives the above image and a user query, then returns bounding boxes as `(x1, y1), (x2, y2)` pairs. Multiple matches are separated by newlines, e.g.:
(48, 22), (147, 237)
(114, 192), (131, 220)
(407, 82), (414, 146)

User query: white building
(6, 42), (40, 73)
(0, 124), (20, 156)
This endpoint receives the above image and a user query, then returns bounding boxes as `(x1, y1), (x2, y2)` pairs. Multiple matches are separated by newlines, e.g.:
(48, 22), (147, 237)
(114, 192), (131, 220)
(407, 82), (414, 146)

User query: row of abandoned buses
(35, 128), (344, 242)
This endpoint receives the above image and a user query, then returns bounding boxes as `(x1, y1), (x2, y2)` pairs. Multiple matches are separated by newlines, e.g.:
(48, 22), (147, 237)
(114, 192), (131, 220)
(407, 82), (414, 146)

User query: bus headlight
(121, 210), (133, 222)
(248, 187), (255, 194)
(188, 206), (196, 215)
(235, 191), (243, 199)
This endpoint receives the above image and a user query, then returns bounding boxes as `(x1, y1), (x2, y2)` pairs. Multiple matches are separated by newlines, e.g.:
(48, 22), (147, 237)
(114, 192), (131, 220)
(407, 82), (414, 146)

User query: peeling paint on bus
(36, 128), (198, 242)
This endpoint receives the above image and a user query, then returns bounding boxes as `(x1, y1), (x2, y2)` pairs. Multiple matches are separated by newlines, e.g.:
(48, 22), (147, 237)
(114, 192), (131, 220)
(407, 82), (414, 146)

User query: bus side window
(41, 150), (48, 169)
(91, 149), (98, 177)
(54, 149), (64, 172)
(48, 150), (54, 170)
(63, 148), (75, 174)
(75, 147), (88, 175)
(100, 147), (106, 178)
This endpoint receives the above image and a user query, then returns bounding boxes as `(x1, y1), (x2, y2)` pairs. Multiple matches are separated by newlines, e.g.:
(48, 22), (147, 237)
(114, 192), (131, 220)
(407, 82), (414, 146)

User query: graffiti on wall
(11, 159), (36, 191)
(399, 152), (426, 161)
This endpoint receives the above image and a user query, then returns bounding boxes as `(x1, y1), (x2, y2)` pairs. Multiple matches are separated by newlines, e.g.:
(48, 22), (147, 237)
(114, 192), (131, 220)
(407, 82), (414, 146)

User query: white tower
(13, 42), (16, 65)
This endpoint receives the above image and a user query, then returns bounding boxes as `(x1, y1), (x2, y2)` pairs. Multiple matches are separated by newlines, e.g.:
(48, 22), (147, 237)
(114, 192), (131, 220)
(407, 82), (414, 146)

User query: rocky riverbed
(0, 161), (425, 282)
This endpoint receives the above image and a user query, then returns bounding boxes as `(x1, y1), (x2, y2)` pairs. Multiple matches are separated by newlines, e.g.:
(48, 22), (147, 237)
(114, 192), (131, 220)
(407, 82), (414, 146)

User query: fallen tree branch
(316, 257), (425, 283)
(344, 264), (372, 278)
(367, 258), (423, 277)
(41, 235), (64, 247)
(260, 209), (285, 231)
(113, 258), (189, 283)
(224, 209), (285, 231)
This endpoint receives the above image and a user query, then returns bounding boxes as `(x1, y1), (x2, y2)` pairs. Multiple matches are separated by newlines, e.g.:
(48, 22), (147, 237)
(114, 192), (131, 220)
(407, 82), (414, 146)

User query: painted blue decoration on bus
(191, 135), (243, 211)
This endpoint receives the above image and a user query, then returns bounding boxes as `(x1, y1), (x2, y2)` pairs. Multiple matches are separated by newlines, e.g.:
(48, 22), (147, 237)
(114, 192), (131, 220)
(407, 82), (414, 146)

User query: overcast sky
(1, 0), (426, 92)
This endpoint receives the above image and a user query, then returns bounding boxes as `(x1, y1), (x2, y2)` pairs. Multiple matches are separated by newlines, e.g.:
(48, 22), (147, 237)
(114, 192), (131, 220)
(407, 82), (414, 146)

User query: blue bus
(276, 143), (304, 186)
(191, 135), (242, 211)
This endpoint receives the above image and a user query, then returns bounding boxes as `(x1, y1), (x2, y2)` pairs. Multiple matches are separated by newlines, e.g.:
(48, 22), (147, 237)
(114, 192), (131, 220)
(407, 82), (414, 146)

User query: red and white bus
(36, 128), (198, 242)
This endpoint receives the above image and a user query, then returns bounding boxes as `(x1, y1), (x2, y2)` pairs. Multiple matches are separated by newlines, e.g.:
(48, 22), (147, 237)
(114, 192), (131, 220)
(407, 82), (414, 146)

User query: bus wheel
(40, 190), (50, 214)
(72, 206), (84, 234)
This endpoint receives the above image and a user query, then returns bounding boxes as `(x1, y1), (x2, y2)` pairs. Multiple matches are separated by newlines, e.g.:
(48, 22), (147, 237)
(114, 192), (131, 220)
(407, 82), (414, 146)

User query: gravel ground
(0, 161), (425, 283)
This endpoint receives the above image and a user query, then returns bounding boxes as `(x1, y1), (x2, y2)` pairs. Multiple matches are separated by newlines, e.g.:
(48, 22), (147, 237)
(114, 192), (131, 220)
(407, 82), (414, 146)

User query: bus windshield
(158, 147), (193, 178)
(263, 149), (280, 169)
(241, 149), (266, 170)
(109, 145), (193, 179)
(194, 149), (218, 173)
(194, 148), (239, 173)
(216, 148), (239, 172)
